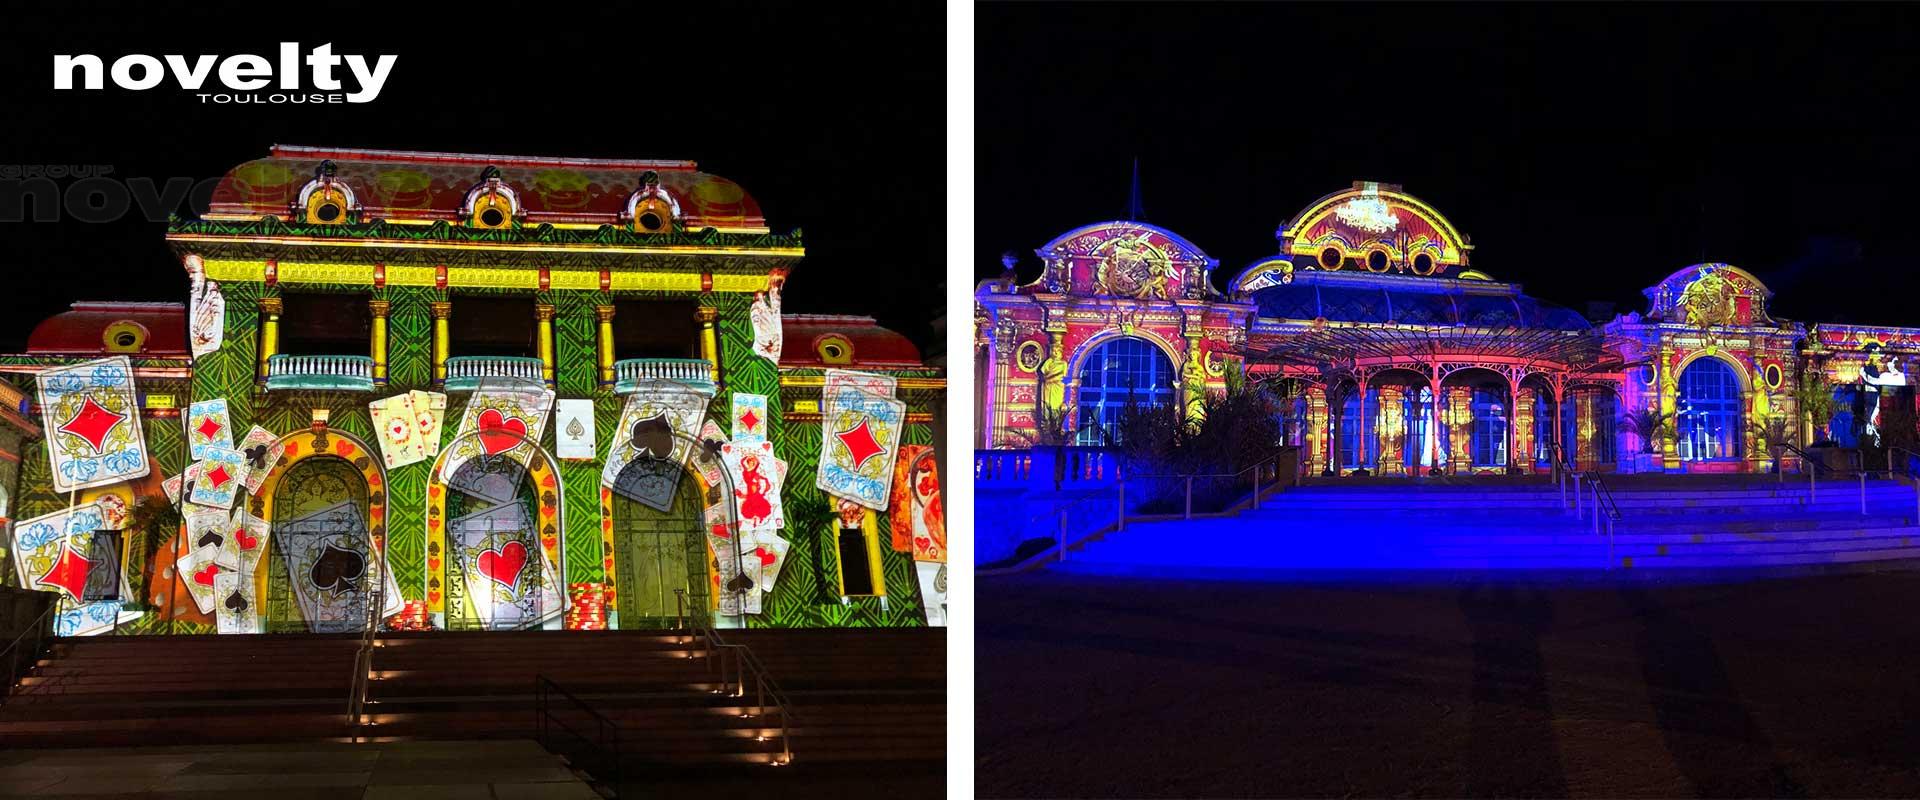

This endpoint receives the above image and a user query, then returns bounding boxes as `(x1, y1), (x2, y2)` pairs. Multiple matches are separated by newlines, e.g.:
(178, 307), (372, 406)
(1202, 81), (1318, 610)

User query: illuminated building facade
(976, 181), (1919, 476)
(1, 146), (945, 636)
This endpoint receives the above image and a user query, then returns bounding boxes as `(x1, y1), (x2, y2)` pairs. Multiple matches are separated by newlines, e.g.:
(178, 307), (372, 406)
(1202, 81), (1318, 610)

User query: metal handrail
(346, 583), (382, 738)
(1583, 472), (1621, 568)
(1129, 448), (1292, 520)
(536, 674), (623, 793)
(1, 601), (58, 705)
(1882, 445), (1920, 522)
(1774, 440), (1869, 513)
(674, 589), (795, 766)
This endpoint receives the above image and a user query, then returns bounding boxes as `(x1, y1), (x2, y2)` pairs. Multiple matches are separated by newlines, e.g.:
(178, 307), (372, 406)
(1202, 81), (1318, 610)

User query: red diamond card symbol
(36, 545), (94, 600)
(195, 416), (223, 441)
(57, 397), (127, 454)
(205, 465), (233, 489)
(738, 408), (761, 433)
(835, 418), (887, 470)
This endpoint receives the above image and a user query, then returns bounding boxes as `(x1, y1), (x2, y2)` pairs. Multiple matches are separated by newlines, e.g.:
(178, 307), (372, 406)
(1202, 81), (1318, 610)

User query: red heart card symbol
(755, 546), (775, 566)
(477, 409), (528, 455)
(236, 527), (260, 551)
(193, 563), (219, 586)
(477, 540), (529, 592)
(336, 441), (355, 456)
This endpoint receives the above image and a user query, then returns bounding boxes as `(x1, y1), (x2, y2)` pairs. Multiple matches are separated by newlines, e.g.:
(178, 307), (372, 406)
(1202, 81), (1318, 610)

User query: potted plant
(1618, 405), (1672, 474)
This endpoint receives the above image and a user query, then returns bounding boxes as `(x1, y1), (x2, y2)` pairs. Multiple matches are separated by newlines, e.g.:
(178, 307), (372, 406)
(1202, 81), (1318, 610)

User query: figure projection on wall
(1861, 342), (1906, 446)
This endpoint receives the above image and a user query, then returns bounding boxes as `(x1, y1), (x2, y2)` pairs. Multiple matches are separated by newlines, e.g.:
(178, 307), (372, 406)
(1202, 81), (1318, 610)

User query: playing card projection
(412, 390), (447, 458)
(443, 382), (554, 504)
(603, 380), (713, 510)
(187, 508), (239, 571)
(214, 571), (260, 635)
(705, 503), (760, 617)
(189, 447), (249, 509)
(915, 561), (947, 627)
(37, 356), (149, 492)
(816, 382), (906, 510)
(277, 501), (385, 633)
(186, 398), (234, 460)
(555, 399), (596, 460)
(721, 440), (785, 530)
(889, 445), (946, 563)
(10, 503), (139, 636)
(823, 368), (897, 400)
(694, 419), (730, 489)
(741, 529), (791, 595)
(176, 543), (223, 616)
(749, 286), (782, 364)
(186, 255), (226, 358)
(731, 393), (769, 445)
(236, 426), (285, 496)
(370, 392), (432, 469)
(448, 501), (563, 630)
(221, 509), (271, 580)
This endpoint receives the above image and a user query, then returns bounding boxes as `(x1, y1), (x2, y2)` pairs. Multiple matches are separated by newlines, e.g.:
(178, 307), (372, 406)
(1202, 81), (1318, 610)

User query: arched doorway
(424, 428), (565, 631)
(1677, 358), (1744, 462)
(608, 458), (708, 629)
(257, 430), (391, 634)
(1073, 336), (1177, 445)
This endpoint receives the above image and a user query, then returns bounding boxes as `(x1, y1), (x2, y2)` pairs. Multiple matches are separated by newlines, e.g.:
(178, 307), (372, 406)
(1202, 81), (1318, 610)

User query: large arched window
(1677, 358), (1744, 461)
(1074, 337), (1176, 445)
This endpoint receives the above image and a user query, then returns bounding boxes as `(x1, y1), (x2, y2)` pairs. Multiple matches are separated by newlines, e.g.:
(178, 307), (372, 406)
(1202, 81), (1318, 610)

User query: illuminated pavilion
(975, 181), (1919, 475)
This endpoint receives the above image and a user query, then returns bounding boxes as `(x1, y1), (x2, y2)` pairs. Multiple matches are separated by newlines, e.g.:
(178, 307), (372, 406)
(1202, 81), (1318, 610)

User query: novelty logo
(53, 43), (397, 104)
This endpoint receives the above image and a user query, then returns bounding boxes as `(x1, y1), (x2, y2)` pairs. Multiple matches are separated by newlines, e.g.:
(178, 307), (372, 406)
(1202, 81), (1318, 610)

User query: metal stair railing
(536, 674), (623, 794)
(1775, 441), (1868, 514)
(0, 601), (57, 706)
(1882, 444), (1920, 522)
(673, 589), (795, 766)
(1582, 472), (1621, 568)
(1127, 448), (1293, 521)
(346, 582), (382, 740)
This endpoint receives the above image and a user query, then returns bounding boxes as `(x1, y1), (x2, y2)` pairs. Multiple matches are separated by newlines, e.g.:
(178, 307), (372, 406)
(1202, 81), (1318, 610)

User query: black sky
(0, 2), (943, 352)
(978, 3), (1920, 327)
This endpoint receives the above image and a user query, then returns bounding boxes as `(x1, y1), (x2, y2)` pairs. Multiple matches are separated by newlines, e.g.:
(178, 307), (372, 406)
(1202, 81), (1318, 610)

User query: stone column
(1307, 385), (1328, 474)
(1377, 384), (1406, 475)
(256, 296), (282, 383)
(368, 299), (389, 385)
(696, 307), (720, 384)
(1448, 385), (1473, 473)
(430, 300), (452, 384)
(595, 305), (616, 387)
(1513, 386), (1535, 472)
(535, 303), (557, 386)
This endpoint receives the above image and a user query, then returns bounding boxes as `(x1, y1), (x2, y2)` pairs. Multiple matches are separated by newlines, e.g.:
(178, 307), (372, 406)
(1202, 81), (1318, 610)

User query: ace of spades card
(186, 398), (234, 460)
(720, 440), (785, 530)
(448, 501), (562, 630)
(237, 426), (285, 497)
(815, 384), (906, 510)
(189, 447), (249, 509)
(603, 380), (712, 510)
(277, 501), (380, 633)
(213, 570), (260, 635)
(37, 356), (149, 493)
(186, 508), (239, 570)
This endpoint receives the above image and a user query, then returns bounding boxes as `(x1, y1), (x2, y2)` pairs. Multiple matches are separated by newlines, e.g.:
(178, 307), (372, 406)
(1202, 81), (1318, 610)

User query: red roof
(27, 302), (187, 356)
(205, 145), (768, 231)
(779, 315), (923, 369)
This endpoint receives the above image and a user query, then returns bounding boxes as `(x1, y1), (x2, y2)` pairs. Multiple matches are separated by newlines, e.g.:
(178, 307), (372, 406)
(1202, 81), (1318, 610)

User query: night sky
(0, 2), (943, 352)
(978, 4), (1920, 327)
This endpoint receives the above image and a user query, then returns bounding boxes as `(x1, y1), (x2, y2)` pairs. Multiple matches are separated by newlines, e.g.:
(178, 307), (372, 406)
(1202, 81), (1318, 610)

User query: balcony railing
(613, 358), (716, 394)
(444, 356), (547, 391)
(265, 354), (375, 392)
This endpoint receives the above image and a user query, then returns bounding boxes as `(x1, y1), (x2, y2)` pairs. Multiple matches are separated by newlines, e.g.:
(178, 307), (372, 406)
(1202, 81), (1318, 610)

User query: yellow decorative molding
(549, 270), (601, 290)
(386, 265), (438, 286)
(711, 273), (772, 293)
(279, 261), (375, 285)
(447, 267), (539, 290)
(167, 232), (802, 258)
(204, 259), (266, 282)
(778, 375), (945, 390)
(610, 271), (702, 292)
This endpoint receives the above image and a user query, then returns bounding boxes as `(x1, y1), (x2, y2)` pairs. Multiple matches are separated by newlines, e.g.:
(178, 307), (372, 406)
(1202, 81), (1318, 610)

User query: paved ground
(0, 740), (601, 799)
(978, 568), (1920, 798)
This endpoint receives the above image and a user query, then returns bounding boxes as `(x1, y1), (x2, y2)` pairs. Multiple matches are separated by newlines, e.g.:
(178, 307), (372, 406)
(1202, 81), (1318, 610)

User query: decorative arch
(1032, 221), (1218, 299)
(293, 160), (359, 225)
(1062, 327), (1187, 428)
(1068, 334), (1181, 444)
(422, 429), (563, 626)
(1643, 263), (1775, 326)
(250, 427), (388, 552)
(1265, 182), (1472, 282)
(598, 428), (745, 630)
(461, 167), (522, 229)
(1673, 348), (1754, 394)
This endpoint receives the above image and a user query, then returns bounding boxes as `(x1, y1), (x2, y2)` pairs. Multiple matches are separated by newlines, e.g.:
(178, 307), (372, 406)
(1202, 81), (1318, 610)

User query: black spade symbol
(631, 415), (673, 459)
(196, 530), (224, 549)
(244, 443), (272, 470)
(310, 544), (365, 593)
(224, 590), (249, 613)
(726, 573), (755, 592)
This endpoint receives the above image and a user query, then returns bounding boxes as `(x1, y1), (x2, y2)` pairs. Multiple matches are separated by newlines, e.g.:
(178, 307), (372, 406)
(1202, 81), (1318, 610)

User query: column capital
(695, 307), (719, 325)
(595, 305), (616, 323)
(535, 303), (557, 322)
(368, 299), (390, 317)
(431, 301), (453, 319)
(257, 297), (283, 315)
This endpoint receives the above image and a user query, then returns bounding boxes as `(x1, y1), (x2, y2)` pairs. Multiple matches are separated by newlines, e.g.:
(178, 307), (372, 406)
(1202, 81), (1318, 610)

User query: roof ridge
(269, 145), (698, 171)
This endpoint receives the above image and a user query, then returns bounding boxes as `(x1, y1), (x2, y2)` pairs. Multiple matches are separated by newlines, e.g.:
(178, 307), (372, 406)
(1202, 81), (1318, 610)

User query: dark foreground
(977, 568), (1920, 798)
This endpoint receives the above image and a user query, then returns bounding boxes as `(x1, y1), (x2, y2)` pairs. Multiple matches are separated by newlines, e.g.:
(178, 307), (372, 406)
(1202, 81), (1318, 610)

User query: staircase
(0, 627), (944, 787)
(1060, 474), (1920, 573)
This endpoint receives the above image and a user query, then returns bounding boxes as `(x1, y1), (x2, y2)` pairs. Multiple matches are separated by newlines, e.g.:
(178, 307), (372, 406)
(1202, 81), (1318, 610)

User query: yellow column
(696, 307), (720, 383)
(368, 299), (389, 385)
(535, 303), (556, 386)
(431, 301), (452, 384)
(1307, 386), (1328, 474)
(1659, 344), (1680, 471)
(1448, 385), (1473, 473)
(256, 296), (281, 382)
(595, 305), (616, 386)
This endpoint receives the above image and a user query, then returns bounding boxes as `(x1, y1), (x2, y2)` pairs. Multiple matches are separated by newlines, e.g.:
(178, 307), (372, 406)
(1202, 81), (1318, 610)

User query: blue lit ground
(976, 567), (1920, 798)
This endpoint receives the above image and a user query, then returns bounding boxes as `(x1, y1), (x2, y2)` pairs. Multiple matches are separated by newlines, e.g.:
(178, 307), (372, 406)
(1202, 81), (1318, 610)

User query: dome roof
(27, 302), (187, 356)
(779, 315), (924, 369)
(1249, 275), (1590, 331)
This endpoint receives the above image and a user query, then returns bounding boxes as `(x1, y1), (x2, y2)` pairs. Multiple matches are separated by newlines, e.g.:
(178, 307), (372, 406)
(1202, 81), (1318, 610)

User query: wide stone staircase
(0, 627), (943, 792)
(1060, 474), (1920, 573)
